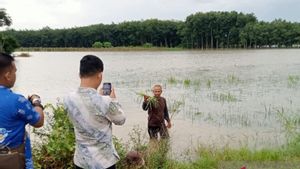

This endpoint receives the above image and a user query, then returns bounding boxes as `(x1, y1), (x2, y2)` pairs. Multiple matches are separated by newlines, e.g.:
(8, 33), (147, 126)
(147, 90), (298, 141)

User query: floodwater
(13, 49), (300, 159)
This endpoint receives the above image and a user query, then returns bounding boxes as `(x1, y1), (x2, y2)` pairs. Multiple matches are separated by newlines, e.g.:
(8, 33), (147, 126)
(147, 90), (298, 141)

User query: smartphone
(103, 82), (112, 95)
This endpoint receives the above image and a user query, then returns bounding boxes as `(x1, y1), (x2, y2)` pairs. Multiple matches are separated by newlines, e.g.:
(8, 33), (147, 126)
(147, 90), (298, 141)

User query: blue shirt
(0, 85), (41, 169)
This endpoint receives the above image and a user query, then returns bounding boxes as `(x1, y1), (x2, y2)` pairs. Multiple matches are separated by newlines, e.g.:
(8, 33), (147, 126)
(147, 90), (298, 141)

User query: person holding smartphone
(64, 55), (126, 169)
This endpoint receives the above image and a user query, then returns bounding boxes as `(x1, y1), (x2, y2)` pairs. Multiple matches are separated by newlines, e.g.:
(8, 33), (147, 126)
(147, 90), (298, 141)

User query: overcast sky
(1, 0), (300, 30)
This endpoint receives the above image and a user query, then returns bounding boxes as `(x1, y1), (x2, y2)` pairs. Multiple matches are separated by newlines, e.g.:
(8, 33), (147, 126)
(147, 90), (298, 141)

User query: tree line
(2, 11), (300, 51)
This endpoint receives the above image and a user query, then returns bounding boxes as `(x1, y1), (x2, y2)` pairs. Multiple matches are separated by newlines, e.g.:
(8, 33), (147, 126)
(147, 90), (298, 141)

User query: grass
(210, 92), (238, 103)
(183, 79), (191, 87)
(168, 99), (185, 119)
(227, 74), (241, 84)
(32, 103), (300, 169)
(206, 79), (212, 88)
(288, 75), (300, 88)
(167, 76), (177, 85)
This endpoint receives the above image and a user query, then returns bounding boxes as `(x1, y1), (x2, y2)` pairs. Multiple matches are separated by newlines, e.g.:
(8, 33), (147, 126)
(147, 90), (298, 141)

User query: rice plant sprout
(136, 91), (158, 109)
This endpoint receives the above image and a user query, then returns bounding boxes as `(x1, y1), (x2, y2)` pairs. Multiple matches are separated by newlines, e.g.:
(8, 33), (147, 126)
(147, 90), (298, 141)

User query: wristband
(32, 97), (41, 104)
(32, 102), (44, 110)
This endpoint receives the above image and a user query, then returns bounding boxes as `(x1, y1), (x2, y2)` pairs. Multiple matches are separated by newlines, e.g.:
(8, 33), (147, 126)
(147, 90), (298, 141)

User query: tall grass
(32, 103), (300, 169)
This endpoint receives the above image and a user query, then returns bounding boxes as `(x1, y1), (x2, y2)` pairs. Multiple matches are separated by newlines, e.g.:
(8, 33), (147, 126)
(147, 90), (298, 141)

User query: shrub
(103, 42), (113, 48)
(92, 41), (103, 48)
(143, 43), (153, 48)
(32, 103), (75, 169)
(0, 34), (19, 54)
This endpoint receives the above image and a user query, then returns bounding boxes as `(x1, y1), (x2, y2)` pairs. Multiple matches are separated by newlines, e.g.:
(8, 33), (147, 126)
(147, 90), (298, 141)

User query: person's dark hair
(0, 52), (15, 74)
(80, 55), (104, 77)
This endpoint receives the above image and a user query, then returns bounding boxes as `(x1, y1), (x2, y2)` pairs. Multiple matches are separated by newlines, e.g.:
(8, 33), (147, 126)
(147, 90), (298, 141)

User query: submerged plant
(168, 99), (184, 119)
(227, 74), (241, 84)
(287, 75), (300, 87)
(183, 79), (191, 87)
(206, 79), (212, 88)
(168, 76), (177, 84)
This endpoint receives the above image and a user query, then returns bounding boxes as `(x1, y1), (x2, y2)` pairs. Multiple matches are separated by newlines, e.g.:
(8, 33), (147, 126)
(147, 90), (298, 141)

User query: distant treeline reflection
(4, 11), (300, 49)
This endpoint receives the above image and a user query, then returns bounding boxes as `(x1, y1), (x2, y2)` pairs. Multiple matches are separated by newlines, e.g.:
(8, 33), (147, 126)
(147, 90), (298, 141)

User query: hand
(166, 121), (172, 128)
(143, 95), (149, 102)
(110, 87), (116, 99)
(28, 94), (41, 104)
(28, 94), (44, 110)
(100, 86), (116, 99)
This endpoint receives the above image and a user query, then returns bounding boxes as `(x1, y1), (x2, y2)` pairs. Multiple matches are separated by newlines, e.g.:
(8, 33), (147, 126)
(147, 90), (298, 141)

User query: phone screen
(103, 82), (111, 95)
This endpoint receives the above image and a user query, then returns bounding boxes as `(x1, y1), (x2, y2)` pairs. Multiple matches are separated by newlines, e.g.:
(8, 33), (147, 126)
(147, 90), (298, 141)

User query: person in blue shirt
(0, 52), (45, 169)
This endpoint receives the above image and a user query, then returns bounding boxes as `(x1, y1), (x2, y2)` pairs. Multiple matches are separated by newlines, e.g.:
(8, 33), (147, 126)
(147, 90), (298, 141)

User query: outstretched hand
(143, 95), (149, 102)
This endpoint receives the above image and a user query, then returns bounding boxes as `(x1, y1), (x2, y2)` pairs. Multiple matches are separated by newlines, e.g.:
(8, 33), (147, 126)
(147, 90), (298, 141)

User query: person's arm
(164, 98), (171, 128)
(142, 95), (149, 111)
(16, 95), (45, 128)
(28, 95), (45, 127)
(106, 87), (126, 125)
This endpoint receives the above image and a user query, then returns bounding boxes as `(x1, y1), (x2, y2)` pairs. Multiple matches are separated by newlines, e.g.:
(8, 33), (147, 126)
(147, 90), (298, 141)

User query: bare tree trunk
(201, 36), (204, 50)
(210, 28), (213, 49)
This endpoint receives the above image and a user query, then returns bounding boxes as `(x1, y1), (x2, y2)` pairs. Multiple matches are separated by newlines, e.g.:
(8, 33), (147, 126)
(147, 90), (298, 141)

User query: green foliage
(167, 76), (177, 84)
(206, 79), (212, 88)
(142, 43), (153, 48)
(103, 41), (112, 48)
(3, 11), (300, 49)
(136, 91), (158, 109)
(168, 99), (184, 119)
(92, 41), (103, 48)
(288, 75), (300, 87)
(183, 79), (191, 87)
(0, 9), (19, 54)
(210, 92), (238, 102)
(113, 137), (128, 169)
(227, 74), (241, 84)
(33, 103), (75, 169)
(0, 8), (12, 27)
(30, 107), (300, 169)
(0, 34), (19, 54)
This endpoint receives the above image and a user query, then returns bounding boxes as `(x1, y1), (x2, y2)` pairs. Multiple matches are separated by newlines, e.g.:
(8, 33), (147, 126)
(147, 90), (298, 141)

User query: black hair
(80, 55), (104, 77)
(0, 52), (15, 73)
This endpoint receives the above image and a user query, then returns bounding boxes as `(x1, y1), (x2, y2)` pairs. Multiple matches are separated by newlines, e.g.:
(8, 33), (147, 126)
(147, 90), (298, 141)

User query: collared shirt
(64, 87), (126, 169)
(0, 85), (41, 169)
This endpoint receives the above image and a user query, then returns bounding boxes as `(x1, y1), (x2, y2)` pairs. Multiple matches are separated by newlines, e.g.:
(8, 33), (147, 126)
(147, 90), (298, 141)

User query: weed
(167, 76), (177, 85)
(183, 79), (191, 87)
(288, 75), (300, 88)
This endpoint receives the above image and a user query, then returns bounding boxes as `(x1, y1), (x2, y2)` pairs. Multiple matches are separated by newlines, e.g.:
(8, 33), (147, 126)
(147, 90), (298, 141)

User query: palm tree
(0, 8), (12, 27)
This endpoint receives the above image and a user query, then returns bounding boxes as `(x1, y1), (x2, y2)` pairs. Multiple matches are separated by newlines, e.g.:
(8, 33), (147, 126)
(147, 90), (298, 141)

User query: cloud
(1, 0), (299, 30)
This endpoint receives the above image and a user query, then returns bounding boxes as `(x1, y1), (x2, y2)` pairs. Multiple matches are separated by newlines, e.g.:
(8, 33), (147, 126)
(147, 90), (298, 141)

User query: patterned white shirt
(64, 87), (126, 169)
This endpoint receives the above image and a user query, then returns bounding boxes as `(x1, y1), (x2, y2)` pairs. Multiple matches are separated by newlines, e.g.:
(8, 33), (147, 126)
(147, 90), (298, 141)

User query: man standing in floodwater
(64, 55), (126, 169)
(142, 84), (171, 139)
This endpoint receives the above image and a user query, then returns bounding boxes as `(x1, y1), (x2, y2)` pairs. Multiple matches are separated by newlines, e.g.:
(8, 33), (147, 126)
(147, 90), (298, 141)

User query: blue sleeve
(15, 95), (41, 126)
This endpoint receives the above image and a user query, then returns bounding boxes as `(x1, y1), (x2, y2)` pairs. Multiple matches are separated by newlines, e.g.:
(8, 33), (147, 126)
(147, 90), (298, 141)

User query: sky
(1, 0), (300, 30)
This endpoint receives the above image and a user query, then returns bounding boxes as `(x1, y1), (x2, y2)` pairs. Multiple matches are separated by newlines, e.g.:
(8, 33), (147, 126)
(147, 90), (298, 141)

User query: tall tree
(0, 8), (12, 27)
(0, 8), (19, 54)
